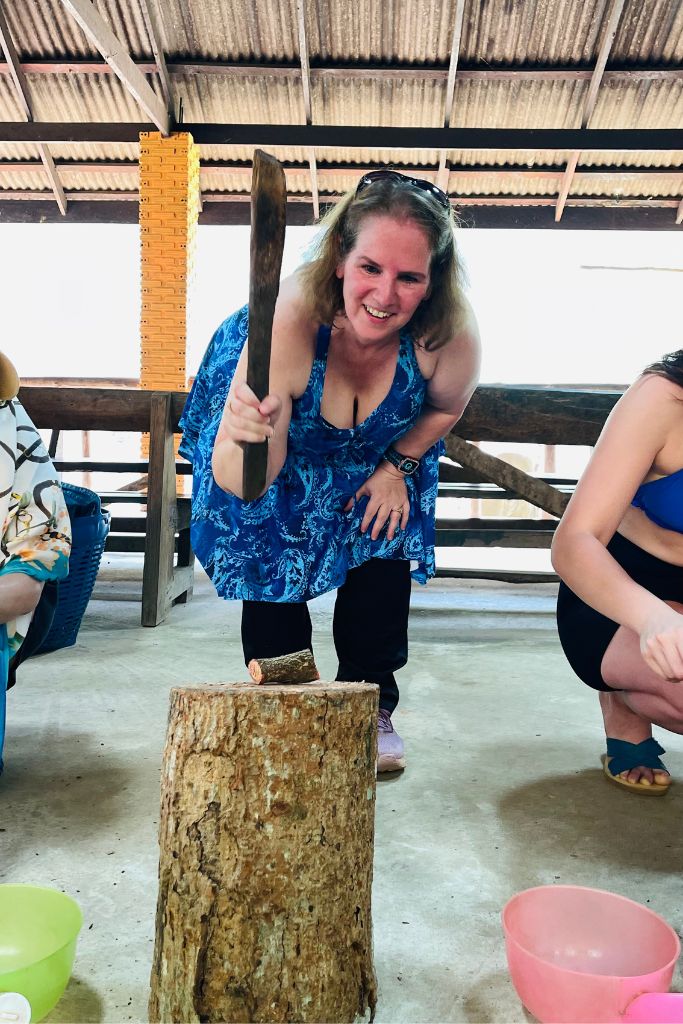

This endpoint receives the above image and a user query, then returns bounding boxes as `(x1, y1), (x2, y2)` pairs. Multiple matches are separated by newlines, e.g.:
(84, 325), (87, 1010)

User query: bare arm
(211, 277), (316, 499)
(356, 302), (481, 540)
(551, 374), (683, 680)
(391, 300), (481, 460)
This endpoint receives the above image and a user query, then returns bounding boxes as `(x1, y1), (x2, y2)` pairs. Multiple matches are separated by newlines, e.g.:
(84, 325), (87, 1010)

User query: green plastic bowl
(0, 884), (83, 1022)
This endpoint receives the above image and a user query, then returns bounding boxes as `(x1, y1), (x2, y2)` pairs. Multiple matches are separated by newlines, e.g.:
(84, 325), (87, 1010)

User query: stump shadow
(46, 976), (105, 1023)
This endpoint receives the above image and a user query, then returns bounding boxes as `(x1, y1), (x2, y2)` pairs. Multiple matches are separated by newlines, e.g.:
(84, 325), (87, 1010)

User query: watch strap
(383, 446), (420, 475)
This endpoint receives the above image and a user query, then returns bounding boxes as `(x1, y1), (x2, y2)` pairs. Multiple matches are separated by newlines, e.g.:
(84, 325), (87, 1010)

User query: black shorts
(556, 532), (683, 692)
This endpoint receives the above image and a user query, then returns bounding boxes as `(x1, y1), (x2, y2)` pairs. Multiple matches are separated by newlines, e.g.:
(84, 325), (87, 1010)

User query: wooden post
(149, 681), (379, 1024)
(142, 392), (178, 627)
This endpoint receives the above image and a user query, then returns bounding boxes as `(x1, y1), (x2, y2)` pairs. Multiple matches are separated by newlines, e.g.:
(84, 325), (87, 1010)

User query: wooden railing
(19, 383), (624, 602)
(433, 384), (623, 581)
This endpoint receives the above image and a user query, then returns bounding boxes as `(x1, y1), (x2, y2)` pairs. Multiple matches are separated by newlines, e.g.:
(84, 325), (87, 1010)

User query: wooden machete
(243, 149), (287, 501)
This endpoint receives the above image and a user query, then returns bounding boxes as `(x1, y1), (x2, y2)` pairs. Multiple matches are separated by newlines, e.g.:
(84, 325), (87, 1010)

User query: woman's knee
(0, 574), (43, 621)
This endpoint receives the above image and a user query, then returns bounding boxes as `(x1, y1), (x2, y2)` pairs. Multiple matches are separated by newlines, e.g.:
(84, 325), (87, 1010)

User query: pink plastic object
(623, 993), (683, 1023)
(502, 885), (682, 1024)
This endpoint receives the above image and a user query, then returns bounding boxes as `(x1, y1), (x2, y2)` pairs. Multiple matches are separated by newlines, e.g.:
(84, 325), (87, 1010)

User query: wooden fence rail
(18, 383), (624, 597)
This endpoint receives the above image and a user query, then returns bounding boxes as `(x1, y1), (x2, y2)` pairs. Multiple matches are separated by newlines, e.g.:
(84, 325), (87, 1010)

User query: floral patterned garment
(0, 398), (71, 770)
(180, 305), (443, 602)
(0, 399), (71, 660)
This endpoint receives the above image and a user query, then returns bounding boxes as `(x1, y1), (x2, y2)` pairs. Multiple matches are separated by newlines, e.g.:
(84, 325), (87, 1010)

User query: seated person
(0, 352), (71, 773)
(552, 349), (683, 795)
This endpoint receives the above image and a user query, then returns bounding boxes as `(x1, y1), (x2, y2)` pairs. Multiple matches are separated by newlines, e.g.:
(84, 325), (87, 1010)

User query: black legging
(241, 558), (411, 712)
(557, 532), (683, 691)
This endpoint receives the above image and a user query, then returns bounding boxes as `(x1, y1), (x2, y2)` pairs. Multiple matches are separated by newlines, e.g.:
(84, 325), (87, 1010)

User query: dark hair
(297, 176), (468, 351)
(643, 350), (683, 387)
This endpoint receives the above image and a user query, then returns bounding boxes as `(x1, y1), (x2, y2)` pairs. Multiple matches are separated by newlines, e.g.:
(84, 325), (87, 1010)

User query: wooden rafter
(2, 160), (678, 186)
(0, 58), (681, 83)
(296, 0), (319, 219)
(307, 150), (319, 218)
(677, 197), (683, 225)
(1, 123), (680, 150)
(556, 0), (626, 223)
(138, 0), (173, 115)
(2, 190), (678, 211)
(2, 198), (679, 230)
(437, 0), (466, 194)
(58, 0), (170, 134)
(0, 2), (67, 213)
(38, 146), (67, 214)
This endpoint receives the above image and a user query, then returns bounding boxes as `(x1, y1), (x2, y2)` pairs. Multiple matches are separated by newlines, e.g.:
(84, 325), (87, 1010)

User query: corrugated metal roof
(0, 0), (680, 218)
(460, 0), (605, 65)
(612, 0), (683, 63)
(590, 77), (683, 128)
(163, 0), (301, 61)
(7, 0), (679, 67)
(178, 74), (305, 124)
(4, 0), (141, 58)
(21, 72), (163, 122)
(573, 170), (683, 195)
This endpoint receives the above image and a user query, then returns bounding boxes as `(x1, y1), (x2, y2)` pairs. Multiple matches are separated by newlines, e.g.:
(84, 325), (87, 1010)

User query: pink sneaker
(377, 708), (406, 773)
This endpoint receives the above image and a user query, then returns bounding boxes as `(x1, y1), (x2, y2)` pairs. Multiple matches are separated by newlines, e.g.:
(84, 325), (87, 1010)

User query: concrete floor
(2, 558), (682, 1023)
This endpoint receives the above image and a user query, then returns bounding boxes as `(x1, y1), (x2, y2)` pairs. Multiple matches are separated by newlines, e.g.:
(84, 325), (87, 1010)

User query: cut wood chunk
(248, 648), (319, 684)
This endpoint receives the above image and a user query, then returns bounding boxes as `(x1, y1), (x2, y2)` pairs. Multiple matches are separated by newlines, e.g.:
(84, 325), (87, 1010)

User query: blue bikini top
(631, 467), (683, 533)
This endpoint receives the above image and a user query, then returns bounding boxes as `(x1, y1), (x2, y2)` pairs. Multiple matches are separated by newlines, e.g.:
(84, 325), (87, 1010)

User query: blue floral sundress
(180, 305), (443, 602)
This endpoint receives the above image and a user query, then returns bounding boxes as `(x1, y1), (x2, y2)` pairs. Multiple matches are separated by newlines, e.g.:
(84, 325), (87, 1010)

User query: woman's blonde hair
(298, 176), (468, 351)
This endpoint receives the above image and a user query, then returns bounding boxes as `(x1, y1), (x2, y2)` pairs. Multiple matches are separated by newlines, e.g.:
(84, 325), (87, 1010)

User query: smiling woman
(179, 170), (481, 774)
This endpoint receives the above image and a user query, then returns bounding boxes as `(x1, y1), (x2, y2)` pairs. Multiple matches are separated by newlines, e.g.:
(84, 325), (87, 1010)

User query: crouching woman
(552, 350), (683, 794)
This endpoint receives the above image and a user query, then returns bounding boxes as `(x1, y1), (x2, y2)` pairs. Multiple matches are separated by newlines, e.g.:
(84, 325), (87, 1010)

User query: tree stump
(149, 681), (378, 1024)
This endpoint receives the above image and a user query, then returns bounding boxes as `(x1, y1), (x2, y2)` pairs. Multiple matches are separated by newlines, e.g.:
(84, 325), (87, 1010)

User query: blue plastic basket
(36, 483), (111, 655)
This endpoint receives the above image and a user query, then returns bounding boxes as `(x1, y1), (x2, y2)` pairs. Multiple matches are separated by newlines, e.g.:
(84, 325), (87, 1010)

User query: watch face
(384, 447), (419, 474)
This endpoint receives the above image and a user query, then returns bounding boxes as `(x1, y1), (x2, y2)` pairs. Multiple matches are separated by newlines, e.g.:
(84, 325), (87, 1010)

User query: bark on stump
(149, 681), (378, 1024)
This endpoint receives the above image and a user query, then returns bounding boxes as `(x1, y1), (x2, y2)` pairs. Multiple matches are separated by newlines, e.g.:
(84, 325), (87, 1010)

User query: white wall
(1, 221), (681, 385)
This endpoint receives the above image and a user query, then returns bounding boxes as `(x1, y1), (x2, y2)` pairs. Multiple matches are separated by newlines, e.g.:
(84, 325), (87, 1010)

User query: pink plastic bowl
(502, 885), (681, 1024)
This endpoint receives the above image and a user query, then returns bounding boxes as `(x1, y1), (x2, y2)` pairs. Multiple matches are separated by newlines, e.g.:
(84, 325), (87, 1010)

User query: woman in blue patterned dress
(181, 170), (481, 773)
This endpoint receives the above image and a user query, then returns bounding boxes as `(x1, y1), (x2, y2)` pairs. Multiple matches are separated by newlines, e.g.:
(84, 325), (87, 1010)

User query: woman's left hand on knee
(344, 467), (409, 541)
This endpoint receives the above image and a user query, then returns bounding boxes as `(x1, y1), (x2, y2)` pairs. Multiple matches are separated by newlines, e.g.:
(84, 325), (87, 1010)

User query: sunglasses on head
(355, 169), (450, 210)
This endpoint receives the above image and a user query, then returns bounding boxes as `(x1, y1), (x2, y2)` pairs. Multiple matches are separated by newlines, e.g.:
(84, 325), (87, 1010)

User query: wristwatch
(383, 446), (420, 476)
